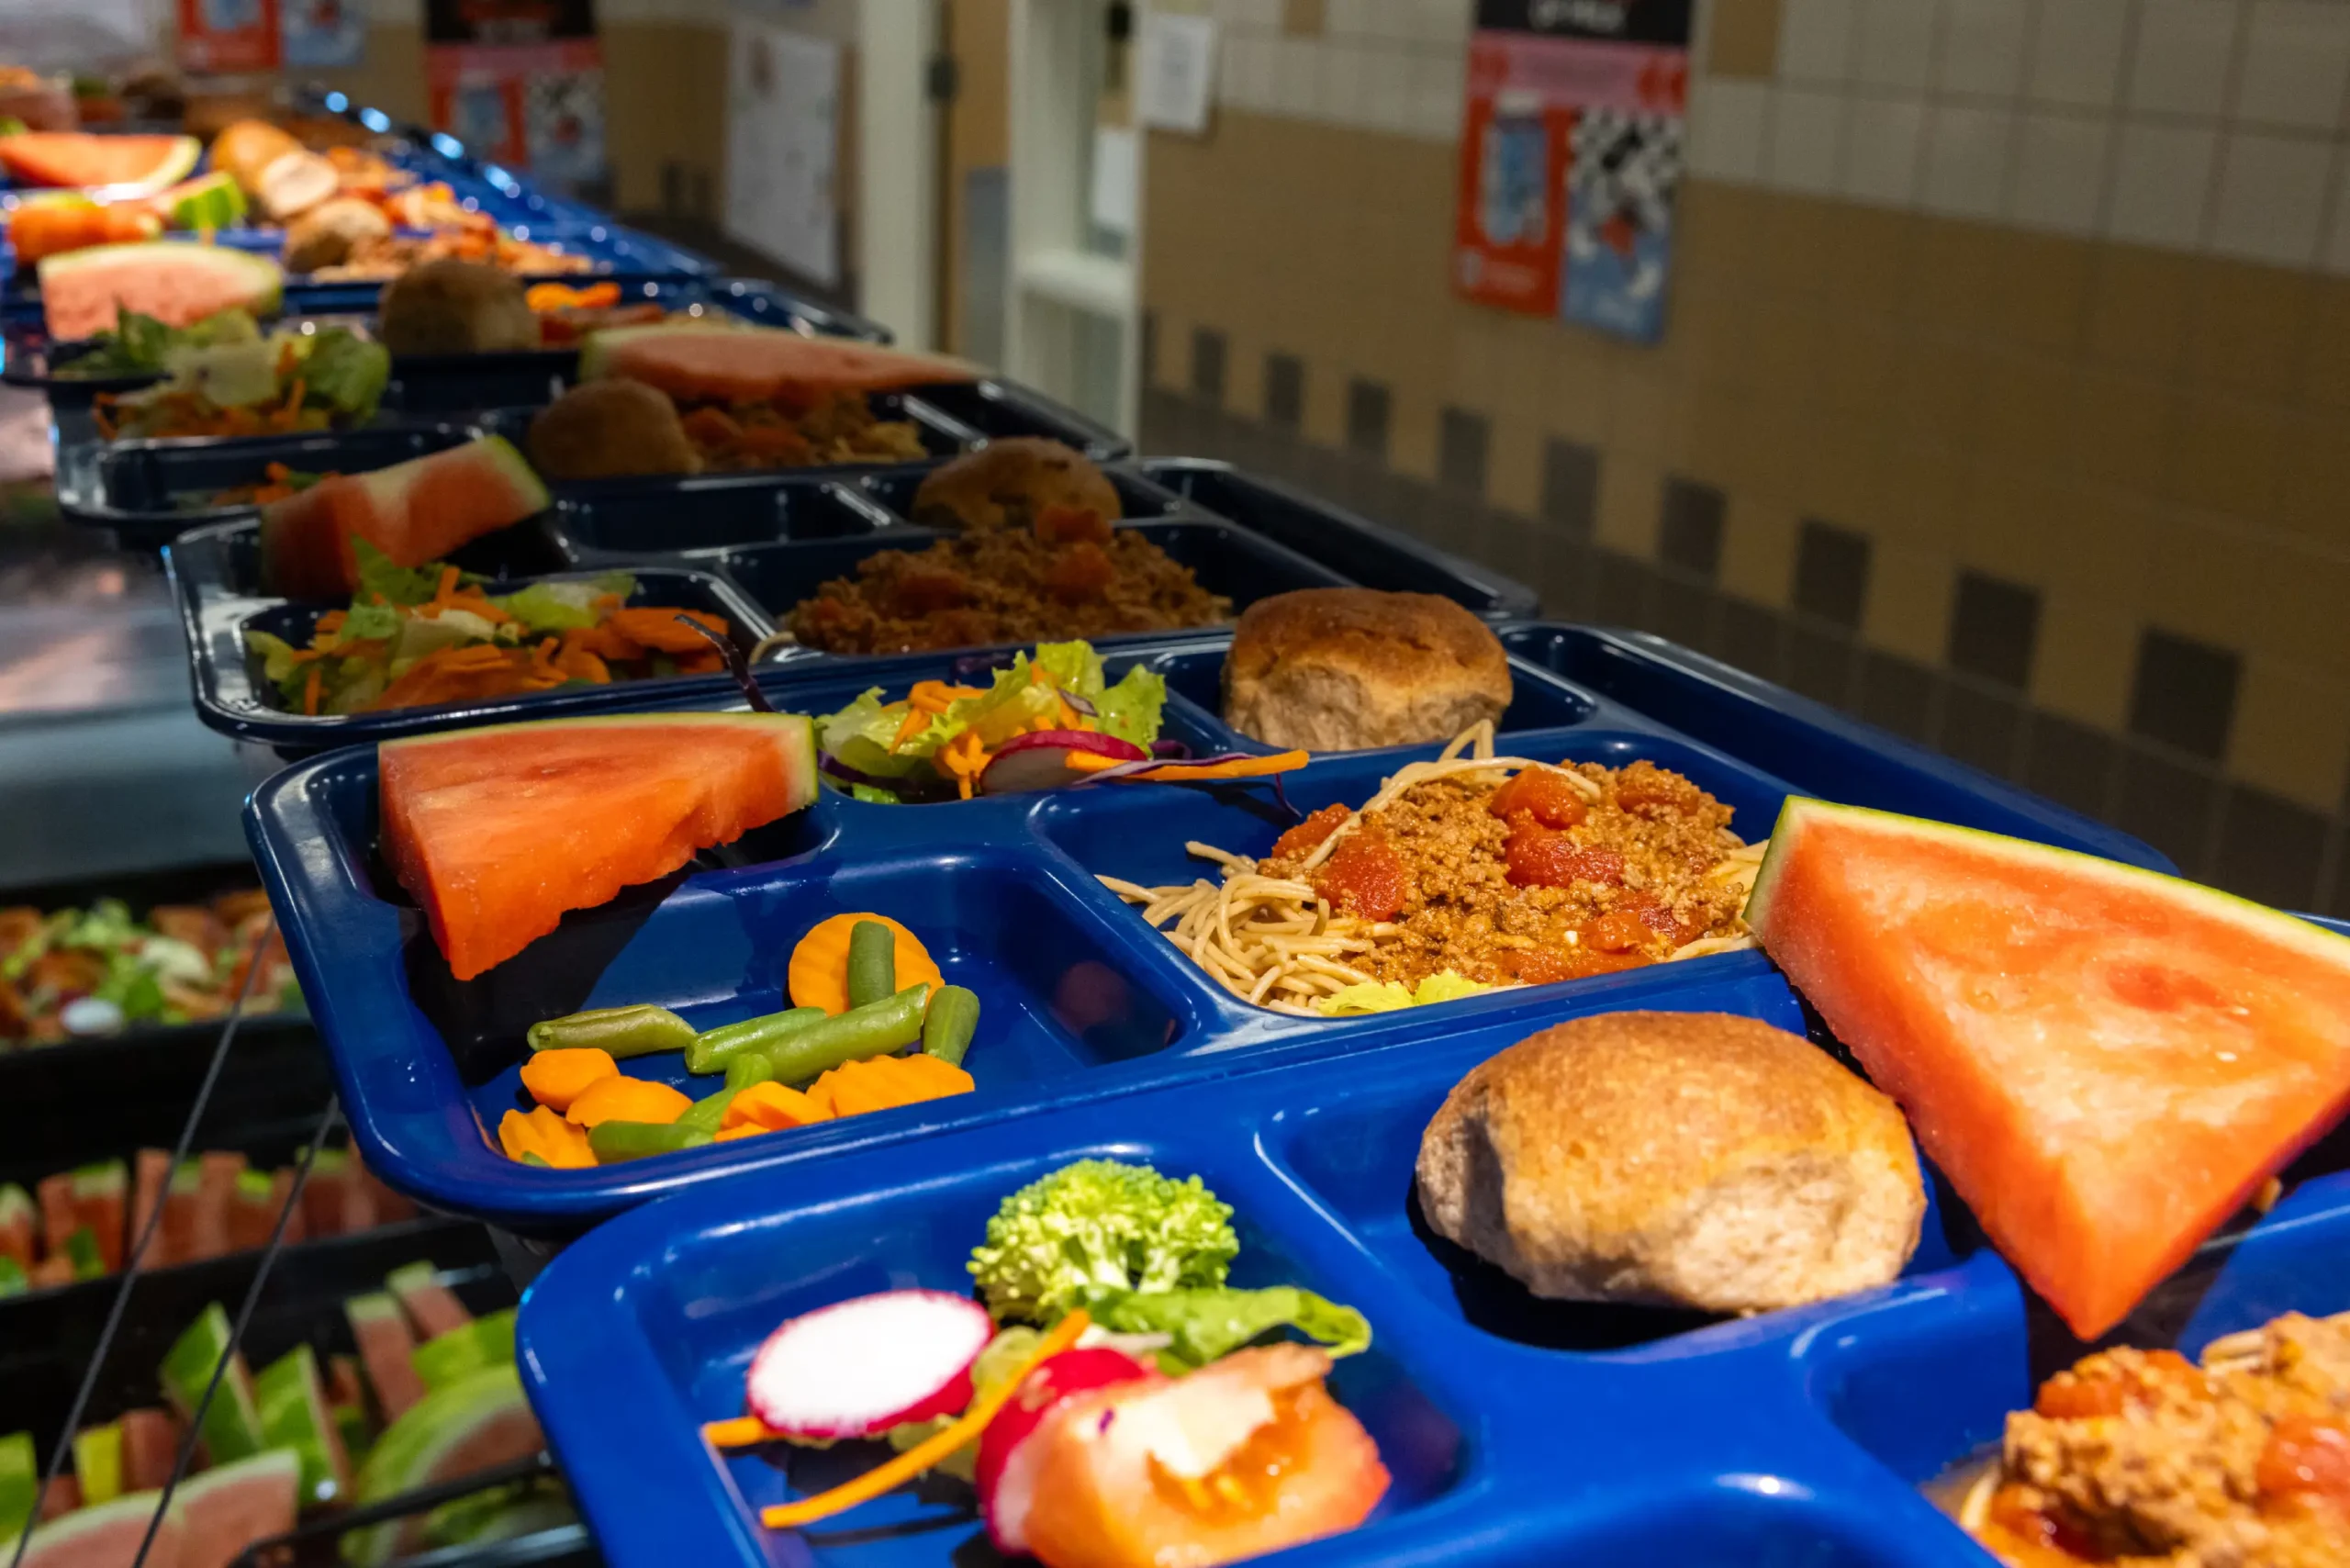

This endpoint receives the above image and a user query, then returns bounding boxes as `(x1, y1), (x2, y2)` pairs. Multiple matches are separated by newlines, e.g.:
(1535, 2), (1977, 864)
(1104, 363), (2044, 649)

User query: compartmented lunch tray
(169, 458), (1536, 753)
(513, 953), (2350, 1568)
(14, 275), (884, 420)
(241, 623), (2165, 1233)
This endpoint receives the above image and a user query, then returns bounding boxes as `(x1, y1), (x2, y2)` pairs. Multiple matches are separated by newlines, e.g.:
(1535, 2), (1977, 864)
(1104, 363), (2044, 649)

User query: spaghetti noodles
(1100, 723), (1765, 1014)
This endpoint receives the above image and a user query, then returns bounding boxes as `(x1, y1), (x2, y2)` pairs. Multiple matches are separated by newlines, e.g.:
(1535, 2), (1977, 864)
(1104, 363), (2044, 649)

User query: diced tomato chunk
(2260, 1417), (2350, 1506)
(1270, 803), (1351, 861)
(1502, 946), (1644, 985)
(1503, 825), (1625, 890)
(1046, 541), (1117, 601)
(1582, 911), (1654, 953)
(1315, 827), (1409, 921)
(1488, 767), (1588, 829)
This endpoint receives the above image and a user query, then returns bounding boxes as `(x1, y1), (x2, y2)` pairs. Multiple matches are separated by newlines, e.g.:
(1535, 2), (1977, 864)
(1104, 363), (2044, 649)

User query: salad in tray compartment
(84, 307), (388, 440)
(701, 1159), (1385, 1568)
(0, 888), (296, 1045)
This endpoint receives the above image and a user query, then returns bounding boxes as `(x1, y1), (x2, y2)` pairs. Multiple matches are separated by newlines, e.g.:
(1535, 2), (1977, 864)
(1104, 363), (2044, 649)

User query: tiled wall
(1137, 0), (2350, 913)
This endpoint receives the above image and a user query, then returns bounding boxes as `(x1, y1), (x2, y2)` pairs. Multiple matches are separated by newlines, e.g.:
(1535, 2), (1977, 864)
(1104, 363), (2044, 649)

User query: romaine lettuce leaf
(1077, 1285), (1371, 1369)
(301, 329), (390, 420)
(1094, 665), (1165, 746)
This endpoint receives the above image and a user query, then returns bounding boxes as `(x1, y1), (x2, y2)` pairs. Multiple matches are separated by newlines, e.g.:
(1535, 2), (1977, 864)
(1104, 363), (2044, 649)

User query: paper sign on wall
(1136, 12), (1217, 136)
(426, 0), (605, 191)
(1452, 0), (1688, 343)
(178, 0), (283, 73)
(282, 0), (366, 69)
(722, 18), (841, 289)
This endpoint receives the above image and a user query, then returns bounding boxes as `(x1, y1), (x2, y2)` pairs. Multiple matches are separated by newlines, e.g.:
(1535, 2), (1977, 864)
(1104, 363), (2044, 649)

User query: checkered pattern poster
(426, 0), (605, 191)
(1451, 0), (1689, 342)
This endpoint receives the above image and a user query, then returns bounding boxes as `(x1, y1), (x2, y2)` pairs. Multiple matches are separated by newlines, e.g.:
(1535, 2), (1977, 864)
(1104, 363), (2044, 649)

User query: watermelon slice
(0, 133), (200, 196)
(341, 1366), (543, 1568)
(386, 1261), (471, 1341)
(173, 1448), (298, 1568)
(70, 1160), (127, 1273)
(410, 1310), (515, 1394)
(149, 171), (247, 231)
(254, 1346), (351, 1509)
(0, 1430), (34, 1543)
(37, 241), (281, 342)
(257, 435), (551, 601)
(379, 711), (819, 980)
(345, 1293), (425, 1422)
(129, 1150), (171, 1268)
(225, 1169), (274, 1253)
(577, 320), (975, 404)
(159, 1304), (268, 1467)
(34, 1174), (72, 1257)
(300, 1149), (351, 1239)
(117, 1410), (180, 1494)
(8, 1487), (185, 1568)
(1747, 798), (2350, 1339)
(0, 1183), (31, 1270)
(191, 1153), (244, 1262)
(73, 1423), (122, 1507)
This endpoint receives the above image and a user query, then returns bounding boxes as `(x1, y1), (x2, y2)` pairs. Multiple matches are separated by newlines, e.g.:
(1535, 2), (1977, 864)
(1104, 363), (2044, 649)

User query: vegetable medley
(0, 890), (298, 1046)
(92, 310), (390, 440)
(247, 543), (731, 715)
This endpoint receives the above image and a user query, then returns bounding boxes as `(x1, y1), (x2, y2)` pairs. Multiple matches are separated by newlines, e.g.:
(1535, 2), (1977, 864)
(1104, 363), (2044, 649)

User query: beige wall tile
(1596, 450), (1663, 556)
(1543, 335), (1612, 446)
(2185, 260), (2317, 401)
(2083, 246), (2199, 377)
(2165, 393), (2291, 521)
(2030, 594), (2140, 730)
(1974, 351), (2081, 476)
(1717, 494), (1797, 605)
(2306, 278), (2350, 412)
(1606, 349), (1676, 458)
(2274, 409), (2350, 554)
(2070, 371), (2176, 497)
(2230, 655), (2350, 812)
(1890, 333), (1990, 452)
(1813, 204), (1919, 324)
(1387, 380), (1439, 479)
(1791, 418), (1886, 531)
(1990, 231), (2094, 355)
(2035, 483), (2154, 610)
(1862, 543), (1954, 664)
(1962, 464), (2065, 584)
(1872, 435), (1971, 553)
(1708, 0), (1783, 77)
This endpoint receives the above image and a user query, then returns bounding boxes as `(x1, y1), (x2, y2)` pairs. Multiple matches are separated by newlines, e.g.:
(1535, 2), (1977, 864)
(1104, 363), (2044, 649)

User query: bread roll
(909, 438), (1121, 532)
(527, 379), (699, 480)
(1222, 588), (1510, 752)
(1416, 1012), (1924, 1314)
(379, 260), (539, 355)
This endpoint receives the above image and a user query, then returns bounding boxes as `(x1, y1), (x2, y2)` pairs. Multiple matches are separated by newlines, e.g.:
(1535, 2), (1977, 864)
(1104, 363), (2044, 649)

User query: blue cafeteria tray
(1140, 459), (1539, 618)
(242, 630), (2168, 1231)
(511, 956), (2350, 1568)
(166, 512), (777, 742)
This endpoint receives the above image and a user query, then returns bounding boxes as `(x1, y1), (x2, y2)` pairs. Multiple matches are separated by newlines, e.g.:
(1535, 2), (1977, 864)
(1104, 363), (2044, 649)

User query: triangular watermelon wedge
(256, 435), (550, 600)
(0, 133), (200, 197)
(576, 320), (977, 404)
(173, 1448), (299, 1568)
(1748, 798), (2350, 1339)
(380, 711), (818, 980)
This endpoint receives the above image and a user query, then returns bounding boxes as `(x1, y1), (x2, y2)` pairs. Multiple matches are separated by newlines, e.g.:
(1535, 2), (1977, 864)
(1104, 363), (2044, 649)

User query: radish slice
(979, 731), (1146, 795)
(745, 1291), (994, 1440)
(977, 1347), (1159, 1551)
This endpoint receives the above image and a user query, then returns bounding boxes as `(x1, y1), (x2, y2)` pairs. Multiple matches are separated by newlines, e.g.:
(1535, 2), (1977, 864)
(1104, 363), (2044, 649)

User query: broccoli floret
(968, 1159), (1238, 1322)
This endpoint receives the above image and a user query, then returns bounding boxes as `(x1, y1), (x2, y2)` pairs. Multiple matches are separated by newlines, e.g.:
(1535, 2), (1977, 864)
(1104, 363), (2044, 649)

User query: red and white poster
(178, 0), (283, 74)
(1453, 0), (1689, 342)
(427, 0), (606, 190)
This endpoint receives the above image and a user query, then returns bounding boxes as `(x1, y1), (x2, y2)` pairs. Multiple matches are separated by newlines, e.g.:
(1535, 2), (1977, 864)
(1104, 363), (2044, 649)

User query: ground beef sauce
(1258, 759), (1749, 988)
(1973, 1314), (2350, 1567)
(785, 492), (1233, 655)
(679, 390), (929, 470)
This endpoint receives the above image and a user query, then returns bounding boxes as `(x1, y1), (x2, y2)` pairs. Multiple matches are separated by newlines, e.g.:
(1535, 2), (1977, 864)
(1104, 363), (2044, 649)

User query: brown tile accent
(1793, 519), (1872, 629)
(1541, 439), (1601, 540)
(1859, 650), (1939, 742)
(2023, 711), (2120, 821)
(1438, 408), (1490, 496)
(1282, 0), (1324, 35)
(1947, 571), (2041, 690)
(1658, 476), (1727, 578)
(2130, 627), (2241, 762)
(2113, 745), (2220, 877)
(1263, 352), (1304, 430)
(2212, 785), (2327, 912)
(1707, 0), (1782, 76)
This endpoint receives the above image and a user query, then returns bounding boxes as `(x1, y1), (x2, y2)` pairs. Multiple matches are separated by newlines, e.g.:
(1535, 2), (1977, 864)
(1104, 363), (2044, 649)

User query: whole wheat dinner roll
(1416, 1012), (1924, 1314)
(1222, 588), (1511, 752)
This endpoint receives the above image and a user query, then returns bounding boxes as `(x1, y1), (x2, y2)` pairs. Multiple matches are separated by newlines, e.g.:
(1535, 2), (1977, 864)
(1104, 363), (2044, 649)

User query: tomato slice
(1021, 1344), (1389, 1568)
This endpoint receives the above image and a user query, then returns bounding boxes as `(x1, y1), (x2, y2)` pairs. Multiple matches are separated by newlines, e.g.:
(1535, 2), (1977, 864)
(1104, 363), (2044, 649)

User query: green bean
(587, 1120), (714, 1163)
(527, 1004), (697, 1059)
(921, 986), (980, 1068)
(520, 1152), (551, 1168)
(766, 984), (930, 1085)
(674, 1052), (778, 1136)
(846, 921), (897, 1010)
(684, 1006), (823, 1076)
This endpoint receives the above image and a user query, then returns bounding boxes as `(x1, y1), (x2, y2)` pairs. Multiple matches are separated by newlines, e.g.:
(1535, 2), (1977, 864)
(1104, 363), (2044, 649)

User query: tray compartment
(855, 465), (1182, 527)
(553, 476), (893, 554)
(1139, 458), (1540, 618)
(520, 1129), (1479, 1568)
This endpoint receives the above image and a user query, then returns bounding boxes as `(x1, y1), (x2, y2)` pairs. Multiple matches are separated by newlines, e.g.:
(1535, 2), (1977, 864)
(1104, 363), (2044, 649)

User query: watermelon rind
(1746, 797), (2350, 961)
(410, 1309), (517, 1394)
(37, 241), (284, 335)
(351, 433), (552, 524)
(0, 1429), (34, 1542)
(159, 1303), (268, 1466)
(255, 1344), (352, 1508)
(72, 1422), (121, 1507)
(153, 169), (248, 230)
(341, 1366), (541, 1568)
(379, 708), (815, 759)
(575, 317), (749, 382)
(0, 133), (200, 198)
(9, 1487), (185, 1568)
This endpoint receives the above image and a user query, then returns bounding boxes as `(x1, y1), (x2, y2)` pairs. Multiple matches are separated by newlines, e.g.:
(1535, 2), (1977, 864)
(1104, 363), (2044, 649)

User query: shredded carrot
(282, 376), (306, 416)
(1123, 751), (1310, 784)
(302, 665), (323, 716)
(891, 706), (931, 748)
(754, 1310), (1091, 1527)
(1063, 751), (1125, 774)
